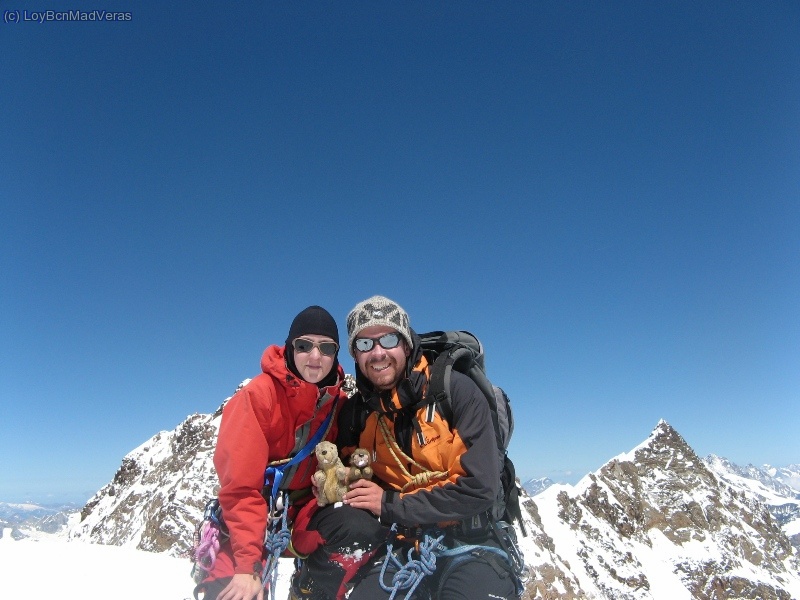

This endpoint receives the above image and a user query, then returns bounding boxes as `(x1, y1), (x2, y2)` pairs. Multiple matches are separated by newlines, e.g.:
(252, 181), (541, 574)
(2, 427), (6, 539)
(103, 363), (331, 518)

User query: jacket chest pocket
(413, 419), (454, 473)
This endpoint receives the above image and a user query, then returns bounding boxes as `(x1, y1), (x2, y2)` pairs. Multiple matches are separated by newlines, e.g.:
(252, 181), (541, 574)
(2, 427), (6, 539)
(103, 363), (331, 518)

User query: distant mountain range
(522, 476), (555, 497)
(0, 501), (81, 539)
(6, 385), (799, 599)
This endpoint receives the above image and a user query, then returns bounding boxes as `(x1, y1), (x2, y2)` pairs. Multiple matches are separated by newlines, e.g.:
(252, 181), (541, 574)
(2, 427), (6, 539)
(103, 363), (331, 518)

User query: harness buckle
(431, 390), (448, 403)
(442, 512), (490, 540)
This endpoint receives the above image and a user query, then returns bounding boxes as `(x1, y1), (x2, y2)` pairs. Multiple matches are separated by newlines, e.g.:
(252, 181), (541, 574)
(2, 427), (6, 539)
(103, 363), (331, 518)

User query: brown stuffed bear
(312, 440), (348, 506)
(345, 447), (374, 486)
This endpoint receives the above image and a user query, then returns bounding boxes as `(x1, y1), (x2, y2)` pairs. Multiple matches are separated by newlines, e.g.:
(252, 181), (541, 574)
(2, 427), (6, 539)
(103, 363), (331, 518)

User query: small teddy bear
(344, 447), (374, 486)
(312, 440), (348, 507)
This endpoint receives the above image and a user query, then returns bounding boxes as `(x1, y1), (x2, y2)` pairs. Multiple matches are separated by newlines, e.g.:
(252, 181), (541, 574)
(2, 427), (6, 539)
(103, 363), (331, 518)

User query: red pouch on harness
(290, 500), (325, 556)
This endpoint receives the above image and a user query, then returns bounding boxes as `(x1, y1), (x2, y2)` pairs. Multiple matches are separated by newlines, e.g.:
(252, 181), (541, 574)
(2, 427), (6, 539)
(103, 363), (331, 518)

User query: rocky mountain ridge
(69, 401), (226, 553)
(523, 420), (800, 599)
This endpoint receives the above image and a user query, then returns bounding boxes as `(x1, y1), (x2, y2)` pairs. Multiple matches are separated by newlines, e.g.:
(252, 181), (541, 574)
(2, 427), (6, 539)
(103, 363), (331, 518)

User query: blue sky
(2, 1), (798, 504)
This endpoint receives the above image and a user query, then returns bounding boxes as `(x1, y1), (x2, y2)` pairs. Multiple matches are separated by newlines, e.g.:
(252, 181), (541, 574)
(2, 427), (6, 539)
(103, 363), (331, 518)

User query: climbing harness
(377, 523), (522, 599)
(490, 519), (528, 595)
(379, 526), (444, 599)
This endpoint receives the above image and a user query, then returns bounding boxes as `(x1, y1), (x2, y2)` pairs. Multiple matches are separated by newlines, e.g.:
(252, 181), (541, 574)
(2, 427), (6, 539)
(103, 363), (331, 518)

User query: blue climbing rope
(378, 524), (508, 600)
(378, 524), (514, 600)
(260, 492), (291, 600)
(379, 526), (444, 600)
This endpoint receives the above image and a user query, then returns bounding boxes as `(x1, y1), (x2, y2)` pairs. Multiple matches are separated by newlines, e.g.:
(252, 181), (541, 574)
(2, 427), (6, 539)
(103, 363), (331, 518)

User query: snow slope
(0, 531), (292, 600)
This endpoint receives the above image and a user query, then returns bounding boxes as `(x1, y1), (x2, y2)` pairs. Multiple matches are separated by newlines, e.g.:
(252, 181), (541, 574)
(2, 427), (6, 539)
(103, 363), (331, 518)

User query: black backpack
(419, 330), (526, 536)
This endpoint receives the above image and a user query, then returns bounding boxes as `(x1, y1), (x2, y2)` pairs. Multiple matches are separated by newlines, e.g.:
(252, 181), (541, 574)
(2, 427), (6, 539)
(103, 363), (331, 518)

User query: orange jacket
(340, 348), (500, 529)
(214, 345), (345, 575)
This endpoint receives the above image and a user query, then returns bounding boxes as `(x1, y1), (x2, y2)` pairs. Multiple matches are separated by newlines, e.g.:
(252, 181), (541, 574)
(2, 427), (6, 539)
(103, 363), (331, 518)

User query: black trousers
(195, 576), (230, 600)
(302, 504), (388, 599)
(304, 506), (517, 600)
(347, 539), (517, 600)
(197, 505), (386, 600)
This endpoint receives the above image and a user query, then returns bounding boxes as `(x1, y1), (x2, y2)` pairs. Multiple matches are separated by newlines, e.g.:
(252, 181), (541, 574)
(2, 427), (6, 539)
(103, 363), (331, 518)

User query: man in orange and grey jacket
(294, 296), (518, 600)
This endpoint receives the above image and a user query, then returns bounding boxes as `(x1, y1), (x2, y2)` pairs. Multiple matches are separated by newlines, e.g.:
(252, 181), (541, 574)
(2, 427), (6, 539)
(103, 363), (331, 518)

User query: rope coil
(377, 415), (449, 492)
(380, 525), (445, 600)
(378, 524), (516, 599)
(194, 523), (220, 567)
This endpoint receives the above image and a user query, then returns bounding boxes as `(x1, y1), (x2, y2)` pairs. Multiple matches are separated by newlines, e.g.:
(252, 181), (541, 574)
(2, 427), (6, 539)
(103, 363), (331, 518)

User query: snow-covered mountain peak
(70, 406), (224, 554)
(530, 421), (800, 599)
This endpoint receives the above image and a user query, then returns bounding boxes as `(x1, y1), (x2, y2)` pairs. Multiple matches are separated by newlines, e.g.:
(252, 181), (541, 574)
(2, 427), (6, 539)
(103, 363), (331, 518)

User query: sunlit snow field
(0, 529), (293, 600)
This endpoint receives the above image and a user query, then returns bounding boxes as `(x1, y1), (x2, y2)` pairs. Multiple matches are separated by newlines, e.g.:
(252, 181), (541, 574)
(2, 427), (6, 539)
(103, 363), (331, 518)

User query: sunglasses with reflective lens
(354, 332), (402, 353)
(292, 338), (339, 356)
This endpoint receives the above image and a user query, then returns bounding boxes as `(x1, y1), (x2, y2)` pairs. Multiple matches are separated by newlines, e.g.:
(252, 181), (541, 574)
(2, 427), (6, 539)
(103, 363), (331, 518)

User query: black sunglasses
(292, 338), (339, 356)
(354, 332), (402, 353)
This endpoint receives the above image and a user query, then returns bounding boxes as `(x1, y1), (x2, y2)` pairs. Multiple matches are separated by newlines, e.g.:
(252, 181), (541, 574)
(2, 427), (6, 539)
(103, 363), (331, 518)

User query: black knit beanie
(285, 305), (340, 387)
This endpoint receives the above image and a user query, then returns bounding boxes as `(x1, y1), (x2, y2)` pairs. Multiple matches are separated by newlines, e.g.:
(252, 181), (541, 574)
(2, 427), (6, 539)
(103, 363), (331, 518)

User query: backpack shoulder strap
(427, 352), (453, 402)
(426, 348), (473, 424)
(264, 398), (337, 500)
(428, 352), (504, 454)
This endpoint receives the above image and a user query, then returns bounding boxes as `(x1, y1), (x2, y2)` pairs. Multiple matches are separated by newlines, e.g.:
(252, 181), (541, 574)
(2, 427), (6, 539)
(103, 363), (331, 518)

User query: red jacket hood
(260, 344), (344, 390)
(261, 344), (291, 384)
